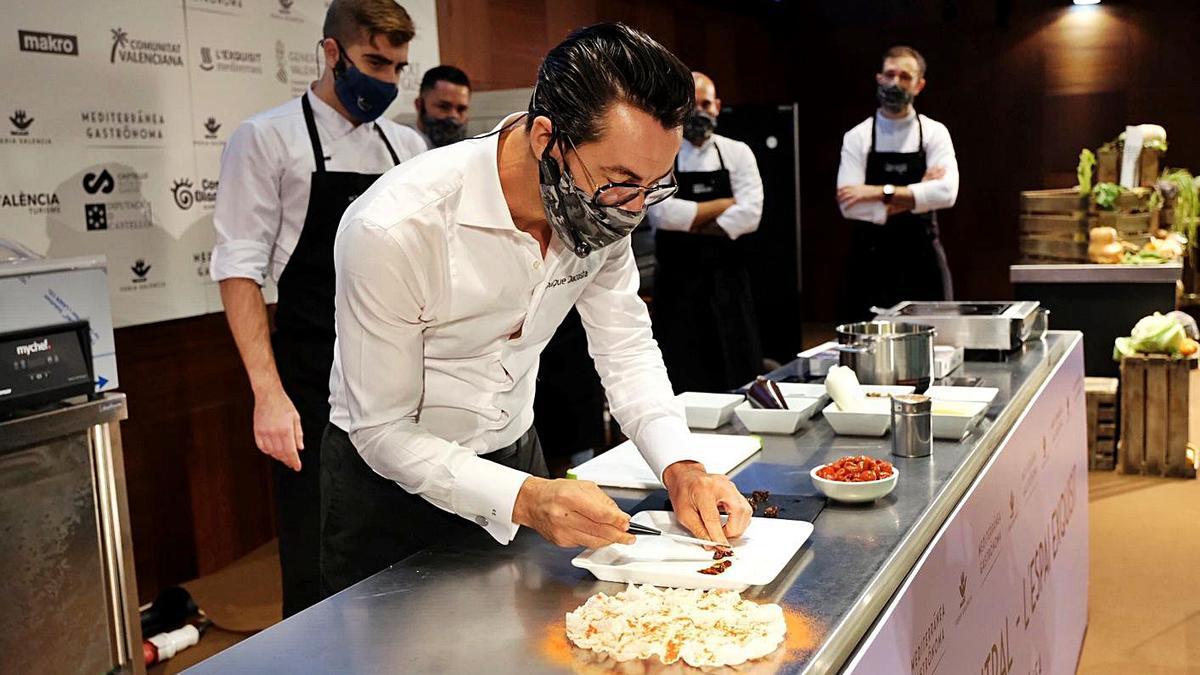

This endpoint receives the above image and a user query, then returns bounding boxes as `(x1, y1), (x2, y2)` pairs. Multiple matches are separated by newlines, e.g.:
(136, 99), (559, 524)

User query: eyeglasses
(561, 136), (678, 209)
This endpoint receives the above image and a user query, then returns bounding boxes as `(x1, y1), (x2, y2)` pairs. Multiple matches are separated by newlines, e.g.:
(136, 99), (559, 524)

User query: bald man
(647, 72), (765, 393)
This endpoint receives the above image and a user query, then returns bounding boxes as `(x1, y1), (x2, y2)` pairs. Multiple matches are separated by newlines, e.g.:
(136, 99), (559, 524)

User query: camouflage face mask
(538, 137), (645, 258)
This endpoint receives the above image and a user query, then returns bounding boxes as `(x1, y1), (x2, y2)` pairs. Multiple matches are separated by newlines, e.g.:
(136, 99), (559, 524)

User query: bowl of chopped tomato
(810, 455), (898, 503)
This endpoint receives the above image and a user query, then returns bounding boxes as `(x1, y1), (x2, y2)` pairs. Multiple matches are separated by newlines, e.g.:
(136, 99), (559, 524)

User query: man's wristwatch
(882, 184), (896, 204)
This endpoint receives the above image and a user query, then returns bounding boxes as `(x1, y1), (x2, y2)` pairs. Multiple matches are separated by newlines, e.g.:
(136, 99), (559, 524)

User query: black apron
(270, 93), (399, 617)
(843, 113), (953, 322)
(653, 142), (762, 393)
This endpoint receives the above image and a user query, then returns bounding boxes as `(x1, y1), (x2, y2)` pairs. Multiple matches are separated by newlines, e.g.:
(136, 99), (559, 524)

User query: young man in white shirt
(210, 0), (426, 616)
(321, 23), (752, 595)
(647, 72), (765, 394)
(836, 45), (959, 321)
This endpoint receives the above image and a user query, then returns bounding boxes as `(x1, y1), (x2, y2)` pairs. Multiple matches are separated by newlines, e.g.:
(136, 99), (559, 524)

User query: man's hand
(661, 461), (752, 547)
(254, 387), (303, 471)
(836, 184), (883, 209)
(513, 477), (636, 549)
(922, 165), (946, 182)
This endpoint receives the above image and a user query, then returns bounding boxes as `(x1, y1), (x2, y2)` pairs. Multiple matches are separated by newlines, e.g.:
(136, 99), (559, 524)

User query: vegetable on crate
(1092, 182), (1124, 211)
(1077, 148), (1096, 197)
(1112, 312), (1198, 360)
(1153, 168), (1198, 246)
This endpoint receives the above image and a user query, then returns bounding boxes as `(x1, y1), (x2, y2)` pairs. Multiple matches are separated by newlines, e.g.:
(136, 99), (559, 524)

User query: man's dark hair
(323, 0), (415, 48)
(420, 65), (471, 94)
(883, 45), (927, 77)
(527, 22), (694, 144)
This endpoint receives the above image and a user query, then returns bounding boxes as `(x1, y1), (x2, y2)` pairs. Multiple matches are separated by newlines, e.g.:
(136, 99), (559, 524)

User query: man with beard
(647, 72), (764, 394)
(836, 45), (959, 321)
(412, 65), (471, 148)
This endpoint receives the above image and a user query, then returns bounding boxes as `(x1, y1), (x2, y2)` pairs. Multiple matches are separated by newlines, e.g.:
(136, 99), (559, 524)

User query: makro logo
(109, 27), (184, 67)
(18, 29), (79, 56)
(15, 339), (50, 356)
(171, 177), (218, 210)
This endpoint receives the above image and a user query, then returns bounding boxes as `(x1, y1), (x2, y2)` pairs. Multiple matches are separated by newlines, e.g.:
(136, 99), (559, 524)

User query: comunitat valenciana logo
(109, 27), (184, 67)
(15, 339), (51, 356)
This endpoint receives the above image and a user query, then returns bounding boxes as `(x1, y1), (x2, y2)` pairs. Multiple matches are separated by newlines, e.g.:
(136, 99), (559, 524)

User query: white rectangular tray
(925, 385), (1000, 405)
(572, 510), (813, 591)
(567, 434), (761, 490)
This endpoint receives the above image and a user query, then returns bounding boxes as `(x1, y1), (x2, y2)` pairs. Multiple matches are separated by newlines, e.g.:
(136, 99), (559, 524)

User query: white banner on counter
(845, 339), (1088, 675)
(2, 0), (439, 328)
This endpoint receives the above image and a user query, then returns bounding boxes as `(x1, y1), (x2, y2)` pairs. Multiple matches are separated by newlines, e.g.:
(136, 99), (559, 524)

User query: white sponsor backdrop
(846, 337), (1088, 675)
(1, 0), (438, 327)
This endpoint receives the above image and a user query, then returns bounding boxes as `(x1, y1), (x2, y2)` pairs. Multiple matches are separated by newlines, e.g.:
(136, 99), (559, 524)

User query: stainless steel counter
(186, 333), (1080, 675)
(1009, 262), (1182, 284)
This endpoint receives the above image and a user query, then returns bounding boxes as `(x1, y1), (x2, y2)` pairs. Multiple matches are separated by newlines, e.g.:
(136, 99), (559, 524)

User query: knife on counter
(626, 522), (728, 549)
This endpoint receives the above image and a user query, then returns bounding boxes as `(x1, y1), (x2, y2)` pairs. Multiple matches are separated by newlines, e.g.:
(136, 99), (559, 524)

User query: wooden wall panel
(115, 312), (274, 603)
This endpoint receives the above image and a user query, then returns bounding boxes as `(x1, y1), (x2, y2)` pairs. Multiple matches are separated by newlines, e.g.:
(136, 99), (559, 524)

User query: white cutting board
(572, 511), (814, 591)
(567, 434), (761, 489)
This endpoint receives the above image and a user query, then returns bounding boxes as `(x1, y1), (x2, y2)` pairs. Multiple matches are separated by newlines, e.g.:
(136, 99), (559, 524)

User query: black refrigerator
(714, 103), (803, 363)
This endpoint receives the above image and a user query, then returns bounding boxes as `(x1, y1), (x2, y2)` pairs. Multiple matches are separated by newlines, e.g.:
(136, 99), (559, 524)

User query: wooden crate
(1118, 355), (1196, 478)
(1086, 377), (1119, 470)
(1095, 148), (1162, 187)
(1019, 188), (1154, 263)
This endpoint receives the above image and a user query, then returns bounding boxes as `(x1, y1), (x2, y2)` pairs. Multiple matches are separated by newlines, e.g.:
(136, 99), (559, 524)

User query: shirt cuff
(650, 199), (698, 232)
(635, 415), (699, 480)
(210, 240), (271, 284)
(450, 454), (531, 545)
(908, 182), (929, 213)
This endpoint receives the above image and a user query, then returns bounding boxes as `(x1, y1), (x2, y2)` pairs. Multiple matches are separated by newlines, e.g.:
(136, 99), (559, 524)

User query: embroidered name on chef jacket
(546, 270), (589, 289)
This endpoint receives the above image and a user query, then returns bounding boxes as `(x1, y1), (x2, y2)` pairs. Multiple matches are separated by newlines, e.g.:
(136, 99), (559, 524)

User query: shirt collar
(305, 86), (359, 141)
(456, 112), (524, 230)
(876, 107), (918, 125)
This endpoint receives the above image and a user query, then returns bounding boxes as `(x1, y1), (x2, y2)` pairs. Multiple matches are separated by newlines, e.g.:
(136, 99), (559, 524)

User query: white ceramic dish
(733, 397), (822, 435)
(774, 382), (829, 405)
(810, 465), (899, 503)
(931, 400), (989, 440)
(572, 510), (814, 591)
(821, 398), (892, 436)
(860, 384), (917, 398)
(925, 386), (1000, 405)
(676, 392), (745, 429)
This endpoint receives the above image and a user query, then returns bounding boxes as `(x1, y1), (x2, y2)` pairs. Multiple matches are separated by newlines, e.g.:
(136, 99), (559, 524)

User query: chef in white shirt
(647, 72), (764, 394)
(836, 45), (959, 321)
(209, 0), (426, 617)
(319, 23), (752, 596)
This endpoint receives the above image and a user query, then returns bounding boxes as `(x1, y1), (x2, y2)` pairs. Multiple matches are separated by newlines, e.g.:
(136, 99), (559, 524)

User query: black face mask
(876, 83), (913, 114)
(683, 110), (717, 145)
(418, 101), (467, 148)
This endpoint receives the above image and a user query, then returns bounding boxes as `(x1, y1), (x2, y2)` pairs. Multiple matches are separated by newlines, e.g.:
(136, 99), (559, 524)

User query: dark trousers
(319, 423), (549, 598)
(272, 336), (332, 618)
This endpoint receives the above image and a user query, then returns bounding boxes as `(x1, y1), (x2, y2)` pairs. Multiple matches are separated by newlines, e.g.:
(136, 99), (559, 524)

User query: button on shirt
(209, 89), (428, 284)
(837, 109), (959, 225)
(328, 114), (696, 545)
(647, 134), (764, 239)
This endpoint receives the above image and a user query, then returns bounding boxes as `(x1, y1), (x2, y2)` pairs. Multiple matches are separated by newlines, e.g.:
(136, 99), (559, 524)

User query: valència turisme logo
(110, 27), (184, 67)
(171, 178), (218, 210)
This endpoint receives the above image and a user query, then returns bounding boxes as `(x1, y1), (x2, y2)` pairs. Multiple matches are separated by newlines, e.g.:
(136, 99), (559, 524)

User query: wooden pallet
(1118, 355), (1196, 478)
(1086, 377), (1119, 470)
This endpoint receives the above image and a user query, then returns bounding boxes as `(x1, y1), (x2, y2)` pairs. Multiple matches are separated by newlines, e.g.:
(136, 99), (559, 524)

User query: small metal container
(891, 394), (932, 458)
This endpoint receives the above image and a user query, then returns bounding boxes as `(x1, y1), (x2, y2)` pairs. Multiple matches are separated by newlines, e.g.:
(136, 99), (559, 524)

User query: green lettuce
(1113, 312), (1186, 360)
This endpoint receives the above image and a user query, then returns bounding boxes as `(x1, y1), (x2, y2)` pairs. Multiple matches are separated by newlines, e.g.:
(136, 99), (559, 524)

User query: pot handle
(869, 305), (897, 317)
(836, 343), (876, 354)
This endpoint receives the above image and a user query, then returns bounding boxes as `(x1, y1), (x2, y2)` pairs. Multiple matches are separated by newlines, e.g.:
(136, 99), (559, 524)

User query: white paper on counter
(1120, 124), (1143, 188)
(567, 433), (762, 489)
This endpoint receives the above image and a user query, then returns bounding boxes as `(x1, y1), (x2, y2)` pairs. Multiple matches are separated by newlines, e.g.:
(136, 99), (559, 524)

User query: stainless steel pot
(835, 321), (936, 390)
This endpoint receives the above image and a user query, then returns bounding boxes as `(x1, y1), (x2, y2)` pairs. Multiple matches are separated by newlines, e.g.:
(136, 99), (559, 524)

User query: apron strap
(712, 140), (727, 170)
(300, 92), (327, 173)
(373, 124), (401, 166)
(916, 113), (924, 151)
(870, 113), (877, 153)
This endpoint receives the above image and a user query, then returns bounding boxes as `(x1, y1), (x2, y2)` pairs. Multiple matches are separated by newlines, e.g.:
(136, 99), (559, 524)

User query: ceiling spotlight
(1073, 0), (1100, 5)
